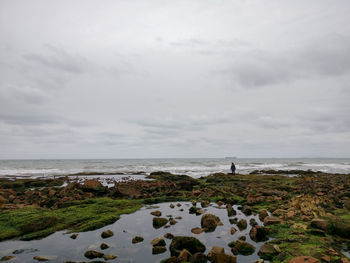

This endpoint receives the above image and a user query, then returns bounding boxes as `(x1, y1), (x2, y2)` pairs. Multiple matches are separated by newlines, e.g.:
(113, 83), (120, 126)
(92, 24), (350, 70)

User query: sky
(0, 0), (350, 159)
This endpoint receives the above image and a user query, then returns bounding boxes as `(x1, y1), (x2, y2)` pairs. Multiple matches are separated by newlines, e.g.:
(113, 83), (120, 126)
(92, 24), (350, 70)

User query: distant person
(231, 162), (236, 175)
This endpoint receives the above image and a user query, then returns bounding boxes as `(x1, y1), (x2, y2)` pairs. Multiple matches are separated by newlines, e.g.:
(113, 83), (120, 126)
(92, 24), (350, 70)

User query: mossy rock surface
(169, 236), (206, 256)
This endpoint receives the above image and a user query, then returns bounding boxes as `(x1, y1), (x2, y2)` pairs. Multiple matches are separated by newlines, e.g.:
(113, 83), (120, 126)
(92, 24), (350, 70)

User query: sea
(0, 158), (349, 179)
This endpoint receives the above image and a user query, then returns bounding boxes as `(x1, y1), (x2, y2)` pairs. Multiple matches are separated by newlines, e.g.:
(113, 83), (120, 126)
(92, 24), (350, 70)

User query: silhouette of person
(231, 162), (236, 175)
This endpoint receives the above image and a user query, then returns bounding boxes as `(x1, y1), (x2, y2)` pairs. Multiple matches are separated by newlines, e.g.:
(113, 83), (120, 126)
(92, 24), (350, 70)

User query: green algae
(0, 198), (142, 241)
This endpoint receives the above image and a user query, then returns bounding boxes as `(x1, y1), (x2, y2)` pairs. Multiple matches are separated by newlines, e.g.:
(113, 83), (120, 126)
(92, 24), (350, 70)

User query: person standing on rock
(230, 162), (236, 175)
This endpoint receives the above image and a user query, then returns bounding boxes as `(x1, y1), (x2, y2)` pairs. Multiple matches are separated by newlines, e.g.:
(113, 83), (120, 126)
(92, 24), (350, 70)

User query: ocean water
(0, 158), (349, 178)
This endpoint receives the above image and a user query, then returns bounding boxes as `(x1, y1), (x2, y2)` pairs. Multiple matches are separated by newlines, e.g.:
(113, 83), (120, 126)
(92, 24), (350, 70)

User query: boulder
(100, 243), (109, 250)
(164, 233), (174, 239)
(201, 213), (222, 232)
(153, 217), (168, 228)
(152, 246), (167, 254)
(310, 219), (328, 231)
(178, 249), (192, 262)
(259, 209), (269, 221)
(103, 254), (117, 260)
(264, 216), (282, 226)
(169, 236), (206, 256)
(84, 250), (104, 259)
(228, 240), (255, 255)
(189, 252), (207, 263)
(151, 210), (162, 217)
(237, 219), (247, 230)
(258, 244), (279, 260)
(249, 226), (269, 242)
(191, 227), (203, 234)
(289, 256), (319, 263)
(132, 236), (144, 244)
(101, 230), (114, 238)
(151, 236), (166, 247)
(242, 205), (252, 216)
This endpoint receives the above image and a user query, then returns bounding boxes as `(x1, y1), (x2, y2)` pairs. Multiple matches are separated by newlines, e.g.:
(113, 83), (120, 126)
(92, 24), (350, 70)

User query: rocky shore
(0, 170), (349, 262)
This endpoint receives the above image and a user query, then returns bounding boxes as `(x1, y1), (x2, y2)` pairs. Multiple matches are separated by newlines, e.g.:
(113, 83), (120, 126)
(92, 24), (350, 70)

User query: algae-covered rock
(263, 216), (282, 226)
(169, 236), (206, 256)
(310, 219), (328, 231)
(242, 205), (252, 216)
(201, 213), (221, 232)
(84, 250), (104, 259)
(190, 252), (207, 263)
(259, 209), (268, 221)
(152, 246), (167, 254)
(0, 256), (15, 261)
(151, 210), (162, 217)
(237, 219), (247, 230)
(249, 226), (269, 242)
(101, 229), (114, 238)
(226, 204), (236, 217)
(100, 243), (109, 249)
(228, 240), (255, 255)
(258, 244), (279, 260)
(160, 257), (178, 263)
(153, 217), (168, 228)
(151, 236), (166, 247)
(289, 256), (319, 263)
(132, 236), (144, 244)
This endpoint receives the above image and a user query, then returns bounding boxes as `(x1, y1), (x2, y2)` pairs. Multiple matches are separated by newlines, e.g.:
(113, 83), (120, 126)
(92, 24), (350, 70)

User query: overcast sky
(0, 0), (349, 159)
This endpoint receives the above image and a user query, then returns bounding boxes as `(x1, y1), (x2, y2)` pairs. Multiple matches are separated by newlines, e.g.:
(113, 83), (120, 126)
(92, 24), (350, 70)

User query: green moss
(0, 198), (142, 241)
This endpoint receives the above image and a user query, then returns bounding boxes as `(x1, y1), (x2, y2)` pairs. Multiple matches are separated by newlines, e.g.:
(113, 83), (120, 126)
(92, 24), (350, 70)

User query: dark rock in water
(201, 200), (210, 208)
(33, 256), (49, 261)
(70, 233), (78, 239)
(228, 240), (255, 255)
(169, 236), (206, 256)
(229, 218), (238, 224)
(169, 219), (177, 225)
(201, 213), (222, 232)
(249, 218), (257, 226)
(191, 227), (203, 234)
(160, 256), (178, 263)
(100, 243), (109, 250)
(151, 210), (162, 217)
(151, 237), (166, 247)
(101, 230), (114, 238)
(13, 249), (39, 254)
(238, 236), (246, 241)
(242, 205), (252, 216)
(189, 206), (198, 214)
(0, 256), (15, 261)
(259, 209), (268, 221)
(226, 204), (236, 217)
(153, 217), (168, 228)
(164, 233), (174, 239)
(237, 219), (247, 230)
(102, 254), (117, 260)
(84, 250), (104, 259)
(249, 226), (269, 242)
(170, 203), (175, 208)
(152, 246), (167, 254)
(132, 236), (144, 244)
(258, 244), (279, 260)
(189, 252), (207, 263)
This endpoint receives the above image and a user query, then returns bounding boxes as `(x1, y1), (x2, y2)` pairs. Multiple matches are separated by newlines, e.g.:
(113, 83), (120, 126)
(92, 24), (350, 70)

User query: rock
(101, 230), (114, 238)
(259, 209), (269, 221)
(152, 246), (167, 254)
(242, 205), (252, 215)
(33, 256), (49, 261)
(228, 240), (255, 255)
(70, 233), (78, 239)
(230, 227), (236, 235)
(249, 226), (269, 242)
(189, 252), (207, 263)
(320, 255), (330, 263)
(83, 179), (102, 188)
(164, 233), (174, 239)
(255, 260), (264, 263)
(151, 236), (166, 247)
(217, 201), (224, 206)
(258, 244), (279, 260)
(310, 219), (328, 231)
(201, 200), (209, 208)
(178, 249), (192, 262)
(175, 216), (182, 220)
(302, 215), (311, 221)
(250, 218), (257, 226)
(345, 200), (350, 211)
(161, 256), (178, 263)
(153, 217), (168, 228)
(100, 243), (109, 250)
(170, 219), (178, 225)
(169, 236), (206, 256)
(132, 236), (144, 244)
(341, 258), (350, 263)
(151, 210), (162, 217)
(237, 219), (247, 230)
(286, 211), (295, 219)
(207, 247), (237, 263)
(332, 220), (350, 238)
(170, 204), (175, 208)
(264, 216), (282, 226)
(288, 256), (319, 263)
(238, 236), (246, 240)
(0, 256), (15, 261)
(189, 206), (198, 214)
(177, 203), (182, 207)
(84, 250), (104, 259)
(226, 204), (236, 217)
(191, 227), (203, 234)
(102, 254), (117, 260)
(201, 213), (222, 232)
(229, 218), (238, 224)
